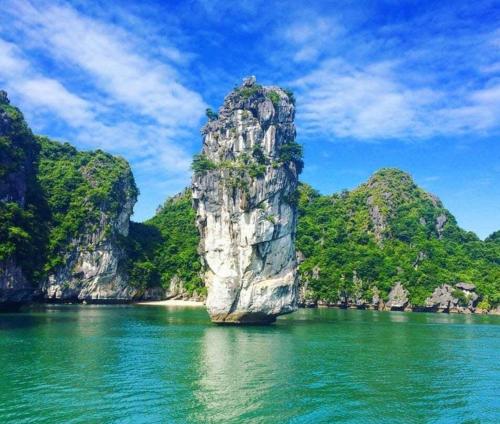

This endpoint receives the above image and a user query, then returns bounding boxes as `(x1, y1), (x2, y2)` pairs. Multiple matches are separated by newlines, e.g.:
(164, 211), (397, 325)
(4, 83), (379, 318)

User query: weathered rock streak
(43, 176), (137, 302)
(193, 77), (301, 323)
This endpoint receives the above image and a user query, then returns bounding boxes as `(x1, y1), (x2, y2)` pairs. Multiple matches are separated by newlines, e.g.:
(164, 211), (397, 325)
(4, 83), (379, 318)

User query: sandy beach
(135, 299), (204, 307)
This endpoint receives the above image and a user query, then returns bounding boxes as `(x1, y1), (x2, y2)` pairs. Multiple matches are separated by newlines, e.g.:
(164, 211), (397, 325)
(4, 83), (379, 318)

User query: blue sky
(0, 0), (498, 238)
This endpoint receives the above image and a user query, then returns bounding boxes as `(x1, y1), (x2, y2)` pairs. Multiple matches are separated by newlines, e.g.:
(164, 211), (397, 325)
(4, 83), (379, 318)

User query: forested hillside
(0, 91), (47, 297)
(1, 92), (498, 310)
(296, 169), (499, 308)
(127, 169), (499, 309)
(1, 92), (138, 304)
(126, 190), (204, 297)
(36, 137), (137, 274)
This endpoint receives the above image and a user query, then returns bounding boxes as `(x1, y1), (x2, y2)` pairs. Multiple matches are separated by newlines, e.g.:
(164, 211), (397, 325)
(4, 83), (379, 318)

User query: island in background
(1, 88), (499, 314)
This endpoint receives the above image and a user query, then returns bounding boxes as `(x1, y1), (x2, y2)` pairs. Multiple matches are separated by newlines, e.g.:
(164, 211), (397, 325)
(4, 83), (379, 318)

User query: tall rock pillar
(192, 77), (302, 324)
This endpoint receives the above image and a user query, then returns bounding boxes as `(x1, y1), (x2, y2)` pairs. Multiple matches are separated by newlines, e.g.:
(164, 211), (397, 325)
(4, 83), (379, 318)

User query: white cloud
(437, 84), (500, 133)
(0, 40), (30, 74)
(17, 78), (95, 127)
(0, 39), (94, 126)
(293, 60), (441, 139)
(5, 0), (205, 129)
(0, 1), (207, 219)
(282, 17), (344, 63)
(0, 38), (194, 178)
(293, 58), (500, 140)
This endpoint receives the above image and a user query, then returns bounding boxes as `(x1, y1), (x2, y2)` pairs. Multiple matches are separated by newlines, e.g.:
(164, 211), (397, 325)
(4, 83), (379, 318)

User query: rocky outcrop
(1, 92), (144, 306)
(424, 284), (456, 312)
(0, 259), (35, 307)
(43, 164), (138, 302)
(0, 91), (39, 307)
(385, 282), (410, 310)
(192, 77), (301, 324)
(424, 282), (479, 313)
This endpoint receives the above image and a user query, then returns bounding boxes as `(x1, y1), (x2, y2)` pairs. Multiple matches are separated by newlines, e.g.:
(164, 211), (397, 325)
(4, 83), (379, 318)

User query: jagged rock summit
(192, 77), (302, 324)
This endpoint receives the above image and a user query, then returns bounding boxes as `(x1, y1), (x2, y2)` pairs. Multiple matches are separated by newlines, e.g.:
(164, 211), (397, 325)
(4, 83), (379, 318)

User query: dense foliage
(1, 94), (498, 308)
(192, 153), (217, 175)
(126, 190), (204, 295)
(296, 169), (500, 307)
(128, 168), (498, 307)
(0, 95), (48, 282)
(36, 137), (137, 272)
(1, 92), (137, 285)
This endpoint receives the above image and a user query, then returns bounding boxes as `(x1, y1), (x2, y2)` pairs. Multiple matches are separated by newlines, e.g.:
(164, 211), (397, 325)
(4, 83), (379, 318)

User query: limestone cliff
(296, 169), (499, 312)
(38, 137), (139, 302)
(0, 91), (42, 306)
(192, 77), (302, 323)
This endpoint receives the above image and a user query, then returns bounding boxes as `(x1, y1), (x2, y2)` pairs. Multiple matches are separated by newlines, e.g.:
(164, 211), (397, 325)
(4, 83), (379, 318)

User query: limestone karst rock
(386, 282), (410, 310)
(0, 91), (40, 307)
(192, 77), (302, 324)
(0, 91), (140, 306)
(39, 139), (139, 302)
(425, 283), (479, 313)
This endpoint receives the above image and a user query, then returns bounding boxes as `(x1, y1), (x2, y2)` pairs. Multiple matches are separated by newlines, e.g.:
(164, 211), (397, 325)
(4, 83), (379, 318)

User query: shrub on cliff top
(279, 141), (304, 174)
(238, 84), (263, 99)
(267, 91), (281, 107)
(205, 108), (218, 121)
(192, 153), (217, 175)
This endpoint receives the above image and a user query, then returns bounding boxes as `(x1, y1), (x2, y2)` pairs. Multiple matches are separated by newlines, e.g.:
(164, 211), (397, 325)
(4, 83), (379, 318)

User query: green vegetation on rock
(1, 92), (498, 309)
(192, 153), (217, 175)
(0, 96), (47, 283)
(1, 92), (137, 291)
(296, 169), (500, 307)
(205, 108), (218, 121)
(36, 136), (137, 273)
(267, 91), (281, 107)
(126, 190), (204, 296)
(279, 140), (304, 174)
(130, 168), (498, 308)
(237, 83), (263, 99)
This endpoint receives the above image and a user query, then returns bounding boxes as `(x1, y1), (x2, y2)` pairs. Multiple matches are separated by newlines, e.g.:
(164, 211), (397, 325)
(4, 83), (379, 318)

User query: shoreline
(304, 304), (500, 315)
(2, 299), (498, 315)
(135, 299), (205, 307)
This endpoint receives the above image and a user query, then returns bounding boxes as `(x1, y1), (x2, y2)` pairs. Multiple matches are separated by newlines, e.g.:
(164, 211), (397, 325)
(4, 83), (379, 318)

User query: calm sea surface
(0, 305), (499, 423)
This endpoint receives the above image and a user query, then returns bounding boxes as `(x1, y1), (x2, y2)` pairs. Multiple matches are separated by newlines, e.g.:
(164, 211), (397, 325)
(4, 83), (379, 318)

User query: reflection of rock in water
(191, 326), (295, 422)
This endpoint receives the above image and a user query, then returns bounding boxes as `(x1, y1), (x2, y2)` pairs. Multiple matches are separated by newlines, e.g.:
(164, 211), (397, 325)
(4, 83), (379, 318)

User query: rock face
(0, 91), (39, 307)
(386, 282), (410, 310)
(41, 146), (138, 302)
(192, 77), (302, 324)
(0, 259), (34, 307)
(425, 284), (456, 312)
(1, 92), (141, 306)
(425, 283), (479, 313)
(43, 189), (136, 302)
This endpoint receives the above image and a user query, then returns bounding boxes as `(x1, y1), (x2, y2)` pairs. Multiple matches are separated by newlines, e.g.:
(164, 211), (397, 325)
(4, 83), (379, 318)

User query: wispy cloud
(0, 39), (95, 127)
(0, 0), (207, 219)
(282, 17), (344, 63)
(4, 0), (205, 128)
(283, 11), (500, 141)
(292, 59), (442, 139)
(0, 39), (193, 176)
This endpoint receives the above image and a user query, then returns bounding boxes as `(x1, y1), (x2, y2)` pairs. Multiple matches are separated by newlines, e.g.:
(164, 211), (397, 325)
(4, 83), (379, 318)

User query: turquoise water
(0, 305), (499, 423)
